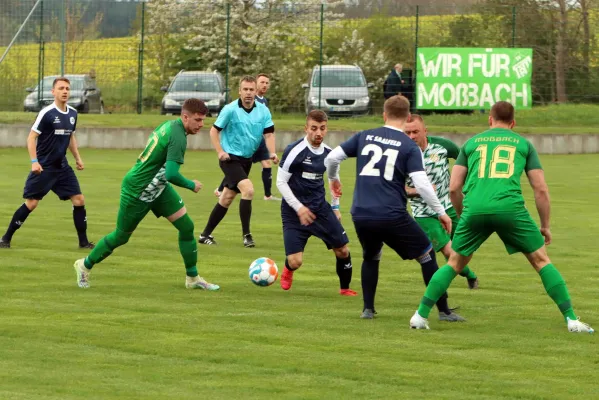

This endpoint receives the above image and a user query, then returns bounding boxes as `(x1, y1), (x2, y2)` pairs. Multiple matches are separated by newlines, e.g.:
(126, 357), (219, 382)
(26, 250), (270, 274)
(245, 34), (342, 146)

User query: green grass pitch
(0, 148), (597, 399)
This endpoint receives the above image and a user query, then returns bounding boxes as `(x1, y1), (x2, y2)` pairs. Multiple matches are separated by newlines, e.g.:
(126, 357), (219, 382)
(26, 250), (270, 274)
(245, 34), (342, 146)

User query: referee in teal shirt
(199, 75), (278, 248)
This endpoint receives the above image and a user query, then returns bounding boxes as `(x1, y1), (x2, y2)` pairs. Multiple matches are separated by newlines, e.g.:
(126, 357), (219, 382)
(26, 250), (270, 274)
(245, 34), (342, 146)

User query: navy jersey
(340, 126), (425, 221)
(31, 103), (78, 170)
(279, 137), (332, 215)
(255, 96), (269, 107)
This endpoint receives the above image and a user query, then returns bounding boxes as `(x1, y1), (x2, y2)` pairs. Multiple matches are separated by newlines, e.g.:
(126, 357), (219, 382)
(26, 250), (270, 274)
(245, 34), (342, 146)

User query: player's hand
(192, 180), (202, 193)
(329, 179), (342, 198)
(75, 158), (84, 170)
(438, 214), (452, 234)
(432, 184), (437, 192)
(31, 162), (43, 175)
(218, 151), (230, 161)
(297, 206), (316, 226)
(333, 209), (342, 221)
(270, 153), (279, 165)
(540, 227), (552, 245)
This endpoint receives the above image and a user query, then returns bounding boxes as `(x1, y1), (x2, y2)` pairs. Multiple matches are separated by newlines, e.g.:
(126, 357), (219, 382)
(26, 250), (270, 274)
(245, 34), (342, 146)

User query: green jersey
(122, 118), (188, 202)
(407, 136), (460, 218)
(456, 127), (542, 214)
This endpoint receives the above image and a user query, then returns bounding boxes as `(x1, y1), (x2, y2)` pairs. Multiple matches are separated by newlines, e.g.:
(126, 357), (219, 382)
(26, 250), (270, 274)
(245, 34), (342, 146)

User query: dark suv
(24, 74), (104, 113)
(161, 70), (227, 116)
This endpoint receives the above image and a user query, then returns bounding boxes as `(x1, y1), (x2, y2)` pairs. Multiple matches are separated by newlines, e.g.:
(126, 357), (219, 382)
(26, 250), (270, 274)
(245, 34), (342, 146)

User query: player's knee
(241, 186), (254, 199)
(25, 199), (39, 211)
(175, 214), (195, 241)
(113, 229), (131, 247)
(526, 247), (551, 271)
(71, 194), (85, 206)
(364, 249), (382, 261)
(334, 246), (350, 259)
(287, 254), (303, 269)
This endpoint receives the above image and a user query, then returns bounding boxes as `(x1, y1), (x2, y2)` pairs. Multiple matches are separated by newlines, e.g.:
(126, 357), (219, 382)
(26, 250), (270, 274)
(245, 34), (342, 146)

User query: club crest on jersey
(70, 117), (75, 125)
(428, 153), (440, 162)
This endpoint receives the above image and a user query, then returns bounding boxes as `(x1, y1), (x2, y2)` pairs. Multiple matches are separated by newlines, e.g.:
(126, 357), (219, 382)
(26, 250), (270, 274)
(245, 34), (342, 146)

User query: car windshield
(170, 76), (220, 92)
(312, 70), (366, 87)
(35, 76), (84, 91)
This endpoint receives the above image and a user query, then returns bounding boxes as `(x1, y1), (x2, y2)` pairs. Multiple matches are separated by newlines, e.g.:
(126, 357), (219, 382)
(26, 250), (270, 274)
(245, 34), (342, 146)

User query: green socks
(539, 264), (576, 321)
(172, 215), (198, 278)
(459, 265), (477, 280)
(417, 265), (457, 318)
(84, 229), (131, 269)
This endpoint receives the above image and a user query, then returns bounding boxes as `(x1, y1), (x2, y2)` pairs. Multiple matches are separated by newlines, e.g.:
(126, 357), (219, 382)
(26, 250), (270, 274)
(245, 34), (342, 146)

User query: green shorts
(414, 207), (460, 252)
(117, 184), (184, 233)
(451, 210), (545, 257)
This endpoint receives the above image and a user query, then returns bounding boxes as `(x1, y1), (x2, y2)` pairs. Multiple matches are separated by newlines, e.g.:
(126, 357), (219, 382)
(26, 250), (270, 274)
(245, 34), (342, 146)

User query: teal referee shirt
(214, 99), (275, 158)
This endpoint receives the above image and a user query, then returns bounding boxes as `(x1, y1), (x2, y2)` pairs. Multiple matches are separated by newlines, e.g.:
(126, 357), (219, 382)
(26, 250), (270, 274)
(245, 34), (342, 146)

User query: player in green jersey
(410, 101), (593, 333)
(405, 114), (479, 289)
(73, 99), (219, 291)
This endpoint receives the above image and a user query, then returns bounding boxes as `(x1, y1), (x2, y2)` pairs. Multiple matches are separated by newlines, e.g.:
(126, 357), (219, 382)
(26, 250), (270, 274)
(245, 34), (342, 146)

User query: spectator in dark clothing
(384, 63), (405, 99)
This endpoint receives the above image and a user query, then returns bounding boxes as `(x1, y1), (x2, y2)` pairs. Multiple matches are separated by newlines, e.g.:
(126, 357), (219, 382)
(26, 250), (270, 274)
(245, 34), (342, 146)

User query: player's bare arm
(210, 126), (229, 161)
(449, 165), (467, 217)
(527, 169), (551, 245)
(27, 130), (42, 175)
(68, 134), (84, 170)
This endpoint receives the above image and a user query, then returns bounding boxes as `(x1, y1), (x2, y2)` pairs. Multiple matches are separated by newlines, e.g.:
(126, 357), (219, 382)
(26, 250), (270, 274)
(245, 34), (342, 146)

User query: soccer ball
(248, 257), (279, 286)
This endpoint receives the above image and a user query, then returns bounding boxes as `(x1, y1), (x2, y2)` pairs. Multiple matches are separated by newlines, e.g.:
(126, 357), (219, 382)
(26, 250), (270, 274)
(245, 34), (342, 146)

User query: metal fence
(1, 0), (598, 115)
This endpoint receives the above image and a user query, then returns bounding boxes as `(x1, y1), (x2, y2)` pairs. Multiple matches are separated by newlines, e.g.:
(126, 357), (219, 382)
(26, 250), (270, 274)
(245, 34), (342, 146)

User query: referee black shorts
(219, 154), (253, 193)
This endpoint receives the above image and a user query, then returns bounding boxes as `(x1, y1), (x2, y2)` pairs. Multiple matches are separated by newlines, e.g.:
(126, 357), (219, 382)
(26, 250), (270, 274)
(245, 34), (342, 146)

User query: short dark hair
(182, 98), (208, 115)
(307, 109), (328, 123)
(53, 77), (70, 87)
(256, 73), (270, 80)
(239, 75), (256, 86)
(383, 95), (410, 120)
(407, 113), (424, 123)
(490, 101), (515, 123)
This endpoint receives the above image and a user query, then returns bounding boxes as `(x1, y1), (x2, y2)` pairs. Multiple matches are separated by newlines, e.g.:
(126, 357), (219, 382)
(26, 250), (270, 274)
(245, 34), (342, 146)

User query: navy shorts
(353, 214), (432, 261)
(251, 138), (270, 163)
(283, 207), (349, 255)
(23, 166), (82, 201)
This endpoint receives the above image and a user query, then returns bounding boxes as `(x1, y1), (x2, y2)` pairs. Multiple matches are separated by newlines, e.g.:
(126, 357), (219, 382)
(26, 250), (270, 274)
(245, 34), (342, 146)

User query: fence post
(60, 0), (66, 75)
(225, 3), (231, 103)
(137, 1), (145, 114)
(38, 0), (44, 105)
(318, 3), (324, 109)
(511, 6), (516, 48)
(413, 5), (419, 112)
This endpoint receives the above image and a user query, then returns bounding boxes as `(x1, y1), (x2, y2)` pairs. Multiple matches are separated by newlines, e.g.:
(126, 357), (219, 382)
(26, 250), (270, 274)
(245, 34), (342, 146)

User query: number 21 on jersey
(359, 144), (399, 181)
(475, 144), (515, 178)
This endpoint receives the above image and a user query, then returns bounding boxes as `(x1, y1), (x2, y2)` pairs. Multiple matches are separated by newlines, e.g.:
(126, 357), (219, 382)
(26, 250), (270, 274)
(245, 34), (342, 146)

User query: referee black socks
(239, 199), (252, 235)
(2, 203), (32, 242)
(262, 168), (272, 198)
(202, 203), (229, 237)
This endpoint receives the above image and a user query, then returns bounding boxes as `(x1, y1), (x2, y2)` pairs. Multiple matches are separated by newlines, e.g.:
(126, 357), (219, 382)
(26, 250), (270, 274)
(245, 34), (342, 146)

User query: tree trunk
(555, 0), (568, 103)
(580, 0), (590, 77)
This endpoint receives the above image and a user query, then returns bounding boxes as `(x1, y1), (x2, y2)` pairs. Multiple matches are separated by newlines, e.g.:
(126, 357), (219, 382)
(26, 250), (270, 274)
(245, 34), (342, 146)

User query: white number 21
(359, 144), (399, 181)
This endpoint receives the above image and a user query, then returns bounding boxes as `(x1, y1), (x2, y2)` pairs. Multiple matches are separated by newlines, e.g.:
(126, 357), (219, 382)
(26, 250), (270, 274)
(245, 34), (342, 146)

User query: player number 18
(475, 144), (516, 179)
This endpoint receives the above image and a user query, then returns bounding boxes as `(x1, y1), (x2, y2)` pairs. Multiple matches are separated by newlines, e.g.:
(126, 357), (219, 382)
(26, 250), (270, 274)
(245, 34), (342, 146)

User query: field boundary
(1, 124), (599, 154)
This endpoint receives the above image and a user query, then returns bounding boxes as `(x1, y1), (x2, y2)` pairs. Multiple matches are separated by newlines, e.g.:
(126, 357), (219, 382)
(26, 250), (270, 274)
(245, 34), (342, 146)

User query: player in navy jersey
(214, 73), (281, 201)
(0, 77), (94, 249)
(276, 110), (357, 296)
(325, 95), (463, 320)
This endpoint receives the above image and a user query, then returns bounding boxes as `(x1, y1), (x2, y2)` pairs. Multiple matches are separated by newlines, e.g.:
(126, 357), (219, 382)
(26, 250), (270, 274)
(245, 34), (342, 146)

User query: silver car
(302, 65), (373, 116)
(24, 74), (104, 113)
(161, 70), (227, 116)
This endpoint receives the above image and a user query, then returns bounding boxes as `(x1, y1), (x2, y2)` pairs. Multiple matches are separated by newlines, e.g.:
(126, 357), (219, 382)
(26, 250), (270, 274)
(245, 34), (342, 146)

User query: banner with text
(416, 47), (533, 110)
